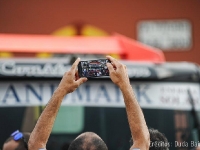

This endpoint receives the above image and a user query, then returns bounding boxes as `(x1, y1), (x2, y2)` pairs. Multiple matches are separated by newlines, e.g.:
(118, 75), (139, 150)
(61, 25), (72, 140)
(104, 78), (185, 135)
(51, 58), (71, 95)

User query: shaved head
(68, 132), (108, 150)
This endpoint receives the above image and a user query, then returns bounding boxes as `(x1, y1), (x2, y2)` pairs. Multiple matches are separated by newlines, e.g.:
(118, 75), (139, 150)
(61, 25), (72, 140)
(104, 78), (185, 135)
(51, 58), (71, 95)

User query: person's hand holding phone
(106, 56), (130, 89)
(58, 58), (87, 94)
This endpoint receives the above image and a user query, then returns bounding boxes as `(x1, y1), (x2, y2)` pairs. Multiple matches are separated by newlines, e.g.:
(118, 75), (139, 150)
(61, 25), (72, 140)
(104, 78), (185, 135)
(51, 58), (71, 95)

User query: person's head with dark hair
(3, 130), (30, 150)
(61, 141), (71, 150)
(130, 128), (169, 150)
(68, 132), (108, 150)
(148, 128), (169, 150)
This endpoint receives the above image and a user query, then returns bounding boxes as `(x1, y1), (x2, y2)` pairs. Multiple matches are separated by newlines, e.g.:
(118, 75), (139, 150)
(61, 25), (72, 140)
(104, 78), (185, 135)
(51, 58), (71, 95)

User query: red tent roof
(0, 33), (165, 62)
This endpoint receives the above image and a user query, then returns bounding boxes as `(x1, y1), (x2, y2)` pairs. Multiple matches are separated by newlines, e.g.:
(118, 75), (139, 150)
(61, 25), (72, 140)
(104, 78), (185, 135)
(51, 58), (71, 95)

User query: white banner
(0, 81), (200, 110)
(137, 20), (192, 50)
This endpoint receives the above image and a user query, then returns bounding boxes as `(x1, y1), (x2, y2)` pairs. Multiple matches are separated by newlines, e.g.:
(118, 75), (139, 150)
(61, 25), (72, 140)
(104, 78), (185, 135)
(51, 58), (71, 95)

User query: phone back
(78, 59), (110, 77)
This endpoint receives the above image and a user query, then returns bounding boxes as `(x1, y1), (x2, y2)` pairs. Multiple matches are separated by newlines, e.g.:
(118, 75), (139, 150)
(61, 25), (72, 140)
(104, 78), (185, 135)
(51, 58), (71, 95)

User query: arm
(28, 58), (87, 150)
(106, 56), (150, 150)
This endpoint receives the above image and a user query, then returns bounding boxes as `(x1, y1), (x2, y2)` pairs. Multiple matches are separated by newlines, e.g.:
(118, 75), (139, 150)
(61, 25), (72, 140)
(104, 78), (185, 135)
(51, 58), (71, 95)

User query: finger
(76, 77), (88, 86)
(71, 58), (80, 73)
(106, 55), (120, 68)
(75, 70), (79, 80)
(123, 66), (129, 79)
(106, 55), (116, 63)
(107, 63), (115, 73)
(107, 56), (117, 68)
(124, 65), (129, 78)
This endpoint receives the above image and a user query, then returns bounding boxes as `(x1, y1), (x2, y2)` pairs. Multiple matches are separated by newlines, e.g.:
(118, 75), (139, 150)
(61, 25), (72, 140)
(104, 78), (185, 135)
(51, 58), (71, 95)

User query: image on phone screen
(78, 59), (110, 77)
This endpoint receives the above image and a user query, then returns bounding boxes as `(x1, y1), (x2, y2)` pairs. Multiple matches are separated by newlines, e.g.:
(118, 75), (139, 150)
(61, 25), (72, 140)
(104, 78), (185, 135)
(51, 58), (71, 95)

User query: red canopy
(0, 33), (165, 62)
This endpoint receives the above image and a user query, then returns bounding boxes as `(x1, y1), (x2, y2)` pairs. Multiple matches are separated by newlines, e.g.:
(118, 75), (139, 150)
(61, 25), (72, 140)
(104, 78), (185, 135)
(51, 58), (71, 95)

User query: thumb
(77, 77), (88, 86)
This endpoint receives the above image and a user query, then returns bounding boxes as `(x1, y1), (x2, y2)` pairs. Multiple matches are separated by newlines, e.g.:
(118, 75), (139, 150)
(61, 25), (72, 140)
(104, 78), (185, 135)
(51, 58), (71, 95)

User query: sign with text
(137, 20), (192, 50)
(0, 60), (153, 78)
(0, 81), (199, 110)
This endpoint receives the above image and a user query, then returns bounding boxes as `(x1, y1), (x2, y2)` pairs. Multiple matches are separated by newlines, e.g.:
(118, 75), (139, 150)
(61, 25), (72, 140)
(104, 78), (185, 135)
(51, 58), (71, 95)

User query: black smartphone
(78, 59), (110, 77)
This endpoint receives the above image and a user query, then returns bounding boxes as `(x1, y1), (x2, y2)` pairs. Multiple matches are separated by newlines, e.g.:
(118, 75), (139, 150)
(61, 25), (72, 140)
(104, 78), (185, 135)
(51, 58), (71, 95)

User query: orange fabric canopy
(0, 33), (165, 62)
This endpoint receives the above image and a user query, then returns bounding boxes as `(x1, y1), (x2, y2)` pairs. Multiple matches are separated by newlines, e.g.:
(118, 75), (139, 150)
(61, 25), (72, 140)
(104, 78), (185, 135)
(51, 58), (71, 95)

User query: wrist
(54, 87), (67, 97)
(118, 82), (132, 90)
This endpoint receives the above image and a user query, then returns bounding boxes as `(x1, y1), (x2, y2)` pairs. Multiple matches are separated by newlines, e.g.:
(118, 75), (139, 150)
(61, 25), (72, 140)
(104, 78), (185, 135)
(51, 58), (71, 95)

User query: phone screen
(78, 59), (110, 77)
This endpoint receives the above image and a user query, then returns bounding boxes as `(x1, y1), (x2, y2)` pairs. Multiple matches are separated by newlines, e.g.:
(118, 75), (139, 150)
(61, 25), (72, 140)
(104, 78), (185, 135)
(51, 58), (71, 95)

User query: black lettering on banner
(95, 85), (111, 102)
(135, 85), (151, 103)
(25, 84), (43, 102)
(2, 85), (20, 103)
